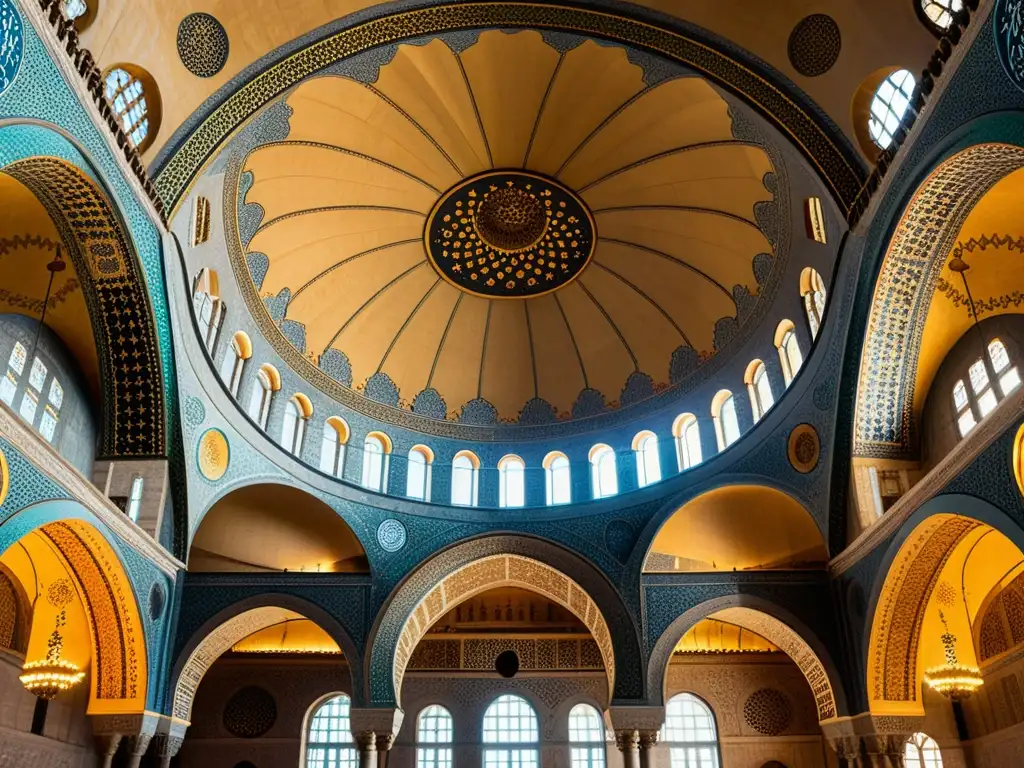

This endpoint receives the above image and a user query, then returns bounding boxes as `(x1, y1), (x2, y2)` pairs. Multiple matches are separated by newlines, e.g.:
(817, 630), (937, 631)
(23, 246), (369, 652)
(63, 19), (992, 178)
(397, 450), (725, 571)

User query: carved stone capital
(607, 705), (665, 734)
(349, 707), (405, 742)
(614, 729), (640, 752)
(355, 730), (377, 751)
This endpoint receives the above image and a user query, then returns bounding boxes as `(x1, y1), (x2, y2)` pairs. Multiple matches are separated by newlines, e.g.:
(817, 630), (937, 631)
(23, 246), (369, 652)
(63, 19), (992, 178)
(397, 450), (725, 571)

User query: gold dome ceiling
(238, 31), (775, 424)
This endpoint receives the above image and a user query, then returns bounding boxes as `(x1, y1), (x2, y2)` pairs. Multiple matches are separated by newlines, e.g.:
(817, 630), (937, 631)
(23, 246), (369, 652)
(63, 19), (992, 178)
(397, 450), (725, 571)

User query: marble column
(94, 734), (121, 768)
(153, 733), (185, 768)
(638, 730), (659, 768)
(355, 730), (378, 768)
(614, 729), (640, 768)
(124, 733), (153, 768)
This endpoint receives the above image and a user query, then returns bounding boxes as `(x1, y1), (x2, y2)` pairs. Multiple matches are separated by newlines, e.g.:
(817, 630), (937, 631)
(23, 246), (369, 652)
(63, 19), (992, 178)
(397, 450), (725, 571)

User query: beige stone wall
(0, 649), (97, 768)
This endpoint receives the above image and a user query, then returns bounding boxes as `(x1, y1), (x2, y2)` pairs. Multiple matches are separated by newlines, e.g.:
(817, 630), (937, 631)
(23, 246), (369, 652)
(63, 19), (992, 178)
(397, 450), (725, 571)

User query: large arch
(647, 593), (845, 723)
(169, 593), (364, 723)
(854, 140), (1024, 458)
(864, 494), (1024, 714)
(0, 150), (166, 457)
(367, 534), (644, 706)
(0, 500), (151, 714)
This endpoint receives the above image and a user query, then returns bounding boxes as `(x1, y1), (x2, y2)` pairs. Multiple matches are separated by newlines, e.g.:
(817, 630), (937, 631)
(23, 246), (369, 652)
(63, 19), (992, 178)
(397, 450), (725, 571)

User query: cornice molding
(830, 384), (1024, 575)
(0, 403), (183, 577)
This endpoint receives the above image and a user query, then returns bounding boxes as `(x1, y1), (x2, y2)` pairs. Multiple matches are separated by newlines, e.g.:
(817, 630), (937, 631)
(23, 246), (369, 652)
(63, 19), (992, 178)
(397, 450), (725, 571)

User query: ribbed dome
(241, 30), (776, 424)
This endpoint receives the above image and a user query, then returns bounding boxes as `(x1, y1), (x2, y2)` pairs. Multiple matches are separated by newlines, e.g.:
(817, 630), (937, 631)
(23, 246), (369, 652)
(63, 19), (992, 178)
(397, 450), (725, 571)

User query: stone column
(824, 734), (863, 768)
(91, 712), (160, 768)
(125, 733), (153, 768)
(350, 707), (405, 768)
(614, 729), (640, 768)
(355, 730), (378, 768)
(638, 729), (659, 768)
(376, 731), (396, 768)
(863, 733), (908, 768)
(94, 734), (122, 768)
(153, 733), (185, 768)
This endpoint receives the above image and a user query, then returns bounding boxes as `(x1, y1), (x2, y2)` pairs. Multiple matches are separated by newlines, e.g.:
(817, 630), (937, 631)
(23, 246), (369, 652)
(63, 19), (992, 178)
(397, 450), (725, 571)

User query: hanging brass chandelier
(923, 609), (983, 701)
(20, 578), (85, 700)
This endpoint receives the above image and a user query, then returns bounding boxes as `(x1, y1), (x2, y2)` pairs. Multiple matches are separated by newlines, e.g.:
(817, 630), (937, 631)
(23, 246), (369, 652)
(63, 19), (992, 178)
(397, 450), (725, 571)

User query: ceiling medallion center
(425, 171), (595, 299)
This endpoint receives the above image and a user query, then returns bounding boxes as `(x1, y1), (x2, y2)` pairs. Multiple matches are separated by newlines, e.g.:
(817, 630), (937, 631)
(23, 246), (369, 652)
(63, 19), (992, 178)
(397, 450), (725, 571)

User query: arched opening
(589, 444), (617, 499)
(744, 359), (774, 423)
(248, 363), (281, 430)
(498, 454), (526, 508)
(361, 431), (392, 493)
(281, 393), (313, 456)
(663, 693), (720, 768)
(632, 431), (661, 488)
(219, 330), (253, 397)
(101, 64), (161, 152)
(483, 694), (539, 768)
(406, 445), (434, 501)
(303, 693), (358, 768)
(543, 451), (571, 506)
(416, 704), (453, 768)
(774, 321), (802, 386)
(189, 483), (368, 573)
(192, 267), (225, 355)
(672, 414), (702, 471)
(644, 486), (827, 573)
(320, 416), (350, 478)
(451, 450), (480, 507)
(799, 268), (826, 340)
(568, 703), (606, 768)
(711, 390), (739, 451)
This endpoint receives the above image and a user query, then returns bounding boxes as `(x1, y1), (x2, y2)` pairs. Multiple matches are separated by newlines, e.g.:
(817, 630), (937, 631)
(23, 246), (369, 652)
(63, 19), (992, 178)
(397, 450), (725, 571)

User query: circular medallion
(223, 686), (277, 738)
(996, 0), (1024, 93)
(149, 582), (166, 621)
(743, 688), (792, 736)
(788, 423), (820, 474)
(787, 14), (841, 78)
(197, 428), (230, 481)
(0, 0), (24, 97)
(424, 171), (595, 299)
(376, 519), (407, 552)
(177, 13), (230, 78)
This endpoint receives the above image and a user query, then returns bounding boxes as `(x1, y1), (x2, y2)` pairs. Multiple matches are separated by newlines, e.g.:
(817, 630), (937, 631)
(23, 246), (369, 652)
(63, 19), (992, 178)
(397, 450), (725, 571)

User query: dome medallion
(425, 171), (595, 299)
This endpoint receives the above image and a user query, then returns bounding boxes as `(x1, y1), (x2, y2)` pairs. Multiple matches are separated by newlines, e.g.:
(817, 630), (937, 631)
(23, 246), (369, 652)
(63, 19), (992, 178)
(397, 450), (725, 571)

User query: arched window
(544, 451), (571, 506)
(192, 195), (212, 246)
(775, 321), (803, 386)
(745, 360), (774, 423)
(989, 338), (1021, 396)
(247, 363), (280, 429)
(0, 341), (26, 407)
(568, 703), (606, 768)
(192, 268), (225, 355)
(905, 732), (943, 768)
(320, 417), (349, 477)
(39, 375), (63, 443)
(126, 476), (144, 523)
(969, 358), (997, 418)
(407, 445), (434, 501)
(305, 694), (358, 768)
(103, 65), (159, 151)
(483, 694), (539, 768)
(499, 455), (526, 508)
(417, 705), (453, 768)
(589, 444), (618, 499)
(281, 394), (312, 456)
(663, 693), (720, 768)
(361, 432), (391, 492)
(953, 379), (975, 437)
(633, 431), (661, 488)
(451, 450), (479, 507)
(869, 69), (916, 150)
(673, 414), (702, 471)
(800, 267), (827, 339)
(920, 0), (962, 31)
(219, 331), (252, 397)
(712, 390), (740, 451)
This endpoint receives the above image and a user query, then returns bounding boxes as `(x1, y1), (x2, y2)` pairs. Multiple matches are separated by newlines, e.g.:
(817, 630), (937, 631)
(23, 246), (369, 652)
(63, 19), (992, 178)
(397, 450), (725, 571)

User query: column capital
(613, 729), (640, 752)
(354, 730), (378, 752)
(350, 706), (405, 742)
(638, 730), (660, 750)
(607, 705), (665, 734)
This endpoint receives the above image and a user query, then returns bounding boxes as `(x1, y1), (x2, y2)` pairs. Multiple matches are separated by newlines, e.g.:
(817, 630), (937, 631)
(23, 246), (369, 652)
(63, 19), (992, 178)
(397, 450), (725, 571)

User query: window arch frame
(917, 0), (963, 34)
(544, 451), (571, 506)
(904, 731), (943, 768)
(775, 320), (803, 386)
(589, 444), (618, 499)
(281, 393), (313, 456)
(744, 359), (774, 423)
(711, 390), (740, 451)
(632, 430), (661, 488)
(867, 68), (917, 150)
(416, 704), (454, 768)
(102, 64), (161, 152)
(800, 267), (827, 340)
(302, 692), (358, 768)
(192, 268), (225, 356)
(662, 692), (721, 768)
(567, 702), (606, 768)
(482, 693), (540, 768)
(950, 337), (1020, 440)
(498, 454), (527, 508)
(407, 444), (435, 501)
(988, 338), (1021, 397)
(361, 432), (392, 492)
(219, 331), (252, 397)
(248, 363), (281, 430)
(451, 450), (480, 507)
(672, 413), (702, 472)
(320, 416), (350, 478)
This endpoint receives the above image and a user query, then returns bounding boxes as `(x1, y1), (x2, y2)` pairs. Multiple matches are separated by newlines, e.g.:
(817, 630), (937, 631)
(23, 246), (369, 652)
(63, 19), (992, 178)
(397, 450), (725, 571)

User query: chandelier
(924, 609), (983, 701)
(20, 579), (85, 700)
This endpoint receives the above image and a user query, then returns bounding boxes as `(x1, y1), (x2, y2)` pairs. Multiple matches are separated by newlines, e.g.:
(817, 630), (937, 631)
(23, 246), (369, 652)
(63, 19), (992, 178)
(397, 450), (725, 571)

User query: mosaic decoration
(788, 423), (820, 474)
(425, 171), (595, 298)
(976, 569), (1024, 661)
(996, 0), (1024, 92)
(787, 14), (841, 77)
(154, 2), (863, 216)
(177, 13), (229, 79)
(2, 157), (166, 457)
(409, 637), (603, 671)
(935, 234), (1024, 316)
(223, 685), (277, 738)
(855, 143), (1024, 458)
(0, 446), (7, 507)
(0, 0), (23, 96)
(869, 516), (980, 702)
(743, 688), (792, 735)
(0, 571), (18, 650)
(376, 519), (407, 553)
(197, 428), (229, 482)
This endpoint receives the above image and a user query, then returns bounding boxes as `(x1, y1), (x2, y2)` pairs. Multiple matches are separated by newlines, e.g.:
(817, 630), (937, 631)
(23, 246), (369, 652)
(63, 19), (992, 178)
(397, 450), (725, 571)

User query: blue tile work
(0, 3), (176, 436)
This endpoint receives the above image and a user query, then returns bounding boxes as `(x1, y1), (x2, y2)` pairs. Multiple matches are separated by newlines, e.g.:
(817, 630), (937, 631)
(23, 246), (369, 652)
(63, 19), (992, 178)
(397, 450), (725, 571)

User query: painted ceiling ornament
(425, 171), (595, 298)
(377, 519), (407, 553)
(996, 0), (1024, 91)
(0, 0), (25, 96)
(177, 12), (230, 78)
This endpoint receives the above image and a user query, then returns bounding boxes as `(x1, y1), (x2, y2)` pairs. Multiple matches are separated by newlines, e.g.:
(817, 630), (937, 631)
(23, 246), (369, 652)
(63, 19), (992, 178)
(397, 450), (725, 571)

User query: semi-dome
(228, 30), (783, 428)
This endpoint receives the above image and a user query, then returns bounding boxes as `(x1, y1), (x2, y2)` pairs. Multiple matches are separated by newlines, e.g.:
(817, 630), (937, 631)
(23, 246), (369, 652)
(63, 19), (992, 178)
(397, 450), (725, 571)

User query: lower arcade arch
(647, 594), (845, 724)
(865, 495), (1024, 716)
(368, 536), (644, 706)
(170, 595), (363, 724)
(0, 501), (150, 715)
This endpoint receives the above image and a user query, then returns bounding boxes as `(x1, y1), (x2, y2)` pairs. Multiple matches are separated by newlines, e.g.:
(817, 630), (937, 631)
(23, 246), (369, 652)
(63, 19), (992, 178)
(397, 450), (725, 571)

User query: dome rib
(597, 236), (735, 301)
(375, 278), (444, 375)
(575, 279), (639, 371)
(291, 238), (423, 302)
(522, 53), (566, 169)
(551, 293), (591, 391)
(590, 204), (764, 233)
(523, 301), (540, 399)
(590, 261), (692, 349)
(323, 261), (429, 354)
(426, 292), (465, 390)
(553, 87), (652, 178)
(254, 205), (425, 239)
(455, 53), (495, 168)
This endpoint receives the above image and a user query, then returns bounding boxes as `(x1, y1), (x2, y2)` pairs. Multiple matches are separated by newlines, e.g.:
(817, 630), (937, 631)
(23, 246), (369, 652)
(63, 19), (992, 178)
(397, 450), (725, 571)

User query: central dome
(425, 171), (595, 298)
(237, 30), (777, 426)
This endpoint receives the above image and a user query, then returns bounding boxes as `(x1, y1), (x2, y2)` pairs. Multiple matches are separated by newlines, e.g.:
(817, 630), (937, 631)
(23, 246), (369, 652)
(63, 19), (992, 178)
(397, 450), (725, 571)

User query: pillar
(638, 730), (659, 768)
(355, 730), (378, 768)
(153, 733), (185, 768)
(125, 733), (153, 768)
(614, 730), (640, 768)
(95, 734), (121, 768)
(350, 707), (405, 768)
(609, 706), (665, 768)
